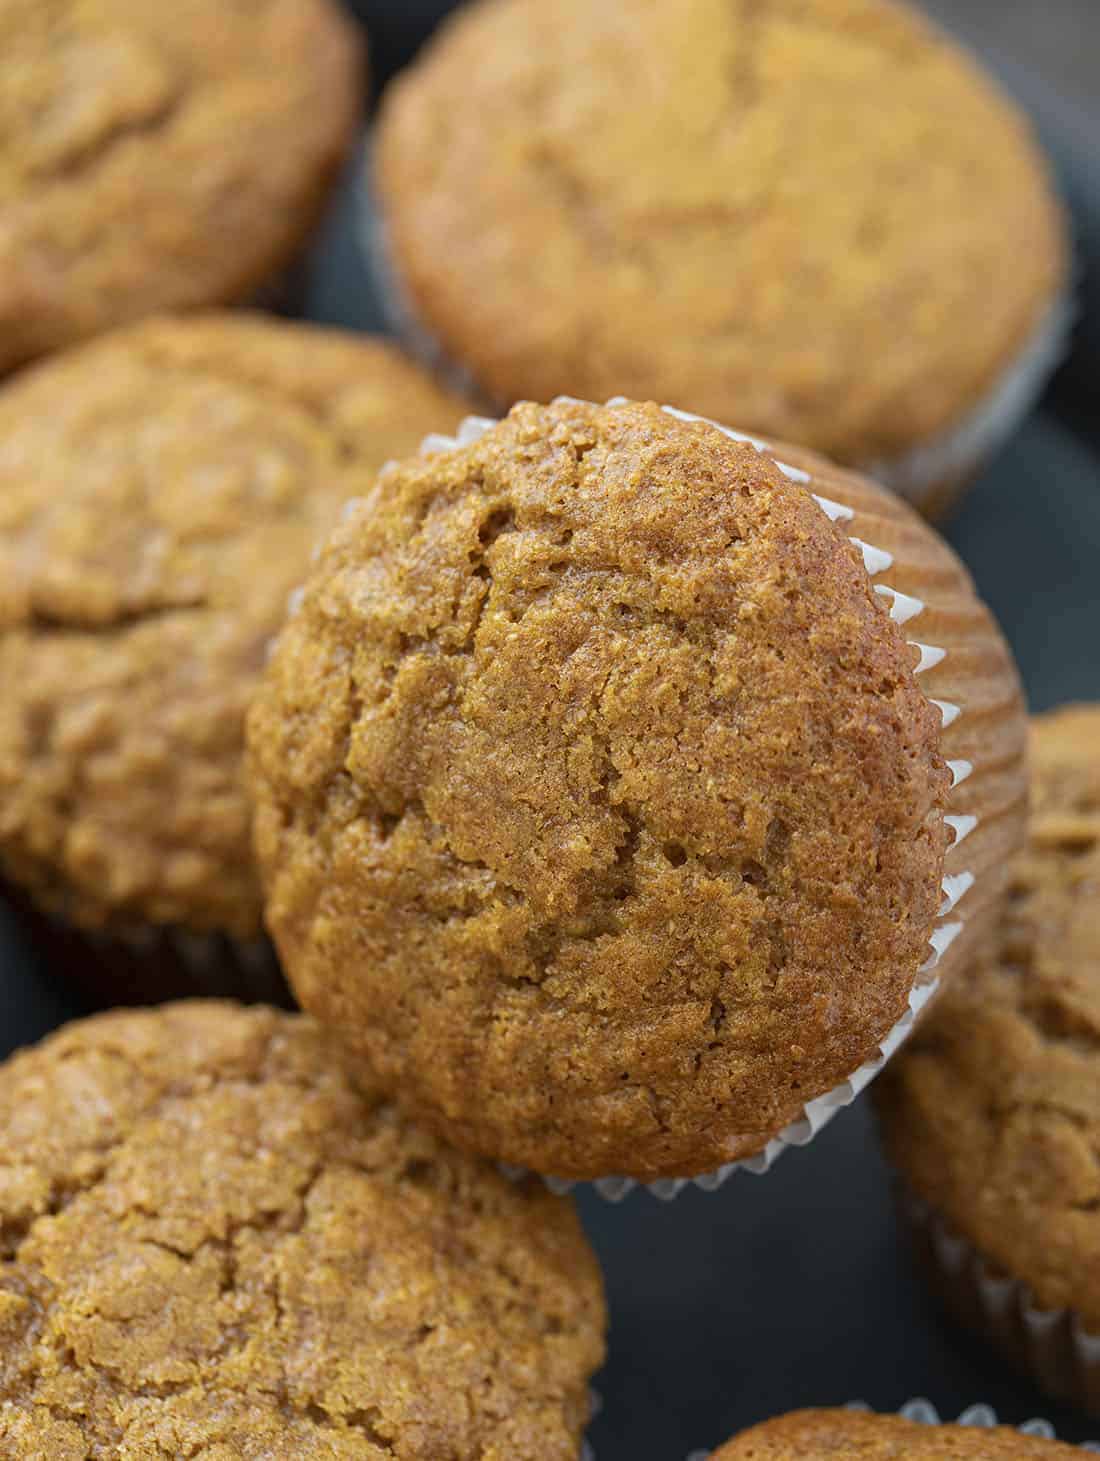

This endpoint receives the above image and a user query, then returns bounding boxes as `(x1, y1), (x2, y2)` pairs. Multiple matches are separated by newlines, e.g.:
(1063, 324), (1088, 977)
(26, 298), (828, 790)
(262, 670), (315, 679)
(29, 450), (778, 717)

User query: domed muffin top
(250, 398), (953, 1178)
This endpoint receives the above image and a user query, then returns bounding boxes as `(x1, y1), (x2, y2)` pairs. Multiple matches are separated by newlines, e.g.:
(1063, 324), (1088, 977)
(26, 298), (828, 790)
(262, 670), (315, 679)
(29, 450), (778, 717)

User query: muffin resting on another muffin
(0, 1002), (605, 1459)
(249, 397), (1026, 1182)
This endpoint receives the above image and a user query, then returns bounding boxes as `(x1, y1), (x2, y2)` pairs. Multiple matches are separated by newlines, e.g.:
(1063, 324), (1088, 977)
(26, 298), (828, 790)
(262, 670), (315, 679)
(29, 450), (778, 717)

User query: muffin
(248, 397), (1027, 1193)
(0, 313), (467, 1001)
(0, 1000), (605, 1458)
(371, 0), (1070, 517)
(707, 1406), (1082, 1457)
(875, 704), (1100, 1415)
(0, 0), (361, 373)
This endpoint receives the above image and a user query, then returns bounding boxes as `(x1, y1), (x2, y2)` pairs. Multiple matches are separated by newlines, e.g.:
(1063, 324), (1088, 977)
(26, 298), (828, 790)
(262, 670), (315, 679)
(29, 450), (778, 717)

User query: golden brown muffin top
(877, 704), (1100, 1326)
(0, 0), (361, 372)
(376, 0), (1067, 465)
(713, 1409), (1078, 1456)
(0, 314), (466, 937)
(0, 1001), (605, 1459)
(249, 398), (955, 1179)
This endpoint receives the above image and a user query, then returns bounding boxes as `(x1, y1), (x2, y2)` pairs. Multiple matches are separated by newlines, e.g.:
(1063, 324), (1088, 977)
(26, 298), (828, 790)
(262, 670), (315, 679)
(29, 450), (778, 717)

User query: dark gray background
(2, 3), (1098, 1457)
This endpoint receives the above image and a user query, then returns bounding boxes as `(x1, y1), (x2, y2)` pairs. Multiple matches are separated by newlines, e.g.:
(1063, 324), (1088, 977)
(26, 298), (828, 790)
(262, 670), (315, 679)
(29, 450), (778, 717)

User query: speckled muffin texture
(0, 0), (361, 374)
(0, 314), (466, 944)
(0, 1001), (605, 1459)
(375, 0), (1068, 468)
(876, 704), (1100, 1327)
(249, 398), (1027, 1181)
(711, 1409), (1078, 1457)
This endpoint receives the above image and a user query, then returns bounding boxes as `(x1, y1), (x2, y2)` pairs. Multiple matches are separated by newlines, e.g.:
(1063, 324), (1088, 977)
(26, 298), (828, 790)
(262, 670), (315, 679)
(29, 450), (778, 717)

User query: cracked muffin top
(247, 398), (977, 1181)
(375, 0), (1067, 466)
(0, 1001), (605, 1459)
(0, 0), (361, 373)
(712, 1409), (1079, 1456)
(0, 314), (466, 937)
(876, 704), (1100, 1327)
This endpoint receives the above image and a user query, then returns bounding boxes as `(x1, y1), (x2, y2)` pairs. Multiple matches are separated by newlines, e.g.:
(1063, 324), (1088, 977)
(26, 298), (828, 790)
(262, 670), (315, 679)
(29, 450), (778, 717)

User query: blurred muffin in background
(0, 0), (362, 373)
(0, 313), (467, 1002)
(372, 0), (1070, 516)
(876, 704), (1100, 1417)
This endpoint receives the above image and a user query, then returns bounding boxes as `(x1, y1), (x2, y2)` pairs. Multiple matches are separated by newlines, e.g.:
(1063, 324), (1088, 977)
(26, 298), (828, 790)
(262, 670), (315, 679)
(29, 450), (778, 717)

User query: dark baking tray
(2, 4), (1098, 1457)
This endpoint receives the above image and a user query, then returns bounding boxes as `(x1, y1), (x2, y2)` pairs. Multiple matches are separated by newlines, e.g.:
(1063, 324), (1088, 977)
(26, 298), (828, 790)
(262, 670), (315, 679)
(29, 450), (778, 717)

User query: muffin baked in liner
(365, 0), (1071, 518)
(428, 404), (1022, 1203)
(0, 314), (467, 1004)
(875, 705), (1100, 1414)
(687, 1400), (1100, 1459)
(251, 398), (1026, 1198)
(364, 190), (1072, 520)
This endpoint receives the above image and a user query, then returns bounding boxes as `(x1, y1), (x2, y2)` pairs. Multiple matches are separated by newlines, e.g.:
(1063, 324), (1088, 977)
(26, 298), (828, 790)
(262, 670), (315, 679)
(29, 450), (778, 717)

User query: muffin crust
(376, 0), (1067, 465)
(0, 314), (466, 936)
(0, 1002), (605, 1459)
(712, 1408), (1078, 1457)
(250, 398), (954, 1178)
(877, 705), (1100, 1327)
(0, 0), (362, 373)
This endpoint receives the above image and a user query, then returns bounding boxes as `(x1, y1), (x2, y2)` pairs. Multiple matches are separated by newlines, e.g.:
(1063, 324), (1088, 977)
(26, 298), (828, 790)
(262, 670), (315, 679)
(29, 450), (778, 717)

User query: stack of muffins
(0, 0), (1091, 1456)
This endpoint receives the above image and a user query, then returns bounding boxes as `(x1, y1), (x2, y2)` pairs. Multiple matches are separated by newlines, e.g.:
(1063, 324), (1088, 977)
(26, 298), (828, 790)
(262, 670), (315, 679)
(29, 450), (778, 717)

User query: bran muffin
(0, 0), (362, 374)
(875, 704), (1100, 1413)
(0, 313), (467, 999)
(248, 397), (1027, 1187)
(0, 1001), (605, 1459)
(709, 1408), (1081, 1457)
(372, 0), (1070, 513)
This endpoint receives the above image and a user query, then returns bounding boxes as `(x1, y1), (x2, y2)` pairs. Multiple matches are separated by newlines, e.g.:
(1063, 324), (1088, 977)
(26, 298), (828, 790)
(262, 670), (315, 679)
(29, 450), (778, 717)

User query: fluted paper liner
(901, 1186), (1100, 1421)
(361, 157), (1071, 517)
(686, 1399), (1100, 1459)
(393, 402), (1026, 1199)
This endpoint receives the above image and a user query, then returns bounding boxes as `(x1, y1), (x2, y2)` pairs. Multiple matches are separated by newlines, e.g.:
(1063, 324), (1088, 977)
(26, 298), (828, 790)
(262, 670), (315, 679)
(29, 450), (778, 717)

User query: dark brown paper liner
(4, 884), (290, 1008)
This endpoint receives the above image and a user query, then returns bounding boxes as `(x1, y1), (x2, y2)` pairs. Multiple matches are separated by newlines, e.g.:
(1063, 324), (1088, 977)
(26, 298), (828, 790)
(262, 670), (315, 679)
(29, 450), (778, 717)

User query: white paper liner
(361, 158), (1071, 513)
(686, 1400), (1100, 1459)
(902, 1187), (1100, 1421)
(412, 402), (975, 1202)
